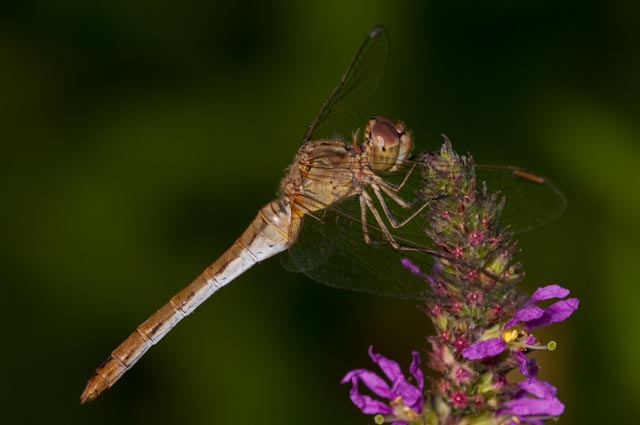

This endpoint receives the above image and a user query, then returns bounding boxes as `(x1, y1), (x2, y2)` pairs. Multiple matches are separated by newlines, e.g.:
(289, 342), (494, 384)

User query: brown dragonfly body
(81, 116), (415, 402)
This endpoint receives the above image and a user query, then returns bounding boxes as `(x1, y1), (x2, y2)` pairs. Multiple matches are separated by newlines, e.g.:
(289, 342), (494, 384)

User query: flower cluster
(460, 284), (578, 424)
(342, 139), (578, 424)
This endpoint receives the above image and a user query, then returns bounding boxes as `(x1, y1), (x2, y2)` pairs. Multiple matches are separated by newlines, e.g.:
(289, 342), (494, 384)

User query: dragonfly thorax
(364, 116), (413, 172)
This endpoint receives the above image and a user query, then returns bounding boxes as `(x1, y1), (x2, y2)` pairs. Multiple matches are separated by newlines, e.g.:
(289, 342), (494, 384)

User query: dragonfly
(80, 26), (566, 403)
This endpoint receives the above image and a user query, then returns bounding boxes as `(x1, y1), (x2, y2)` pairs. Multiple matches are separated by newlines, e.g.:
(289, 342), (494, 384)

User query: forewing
(302, 26), (390, 144)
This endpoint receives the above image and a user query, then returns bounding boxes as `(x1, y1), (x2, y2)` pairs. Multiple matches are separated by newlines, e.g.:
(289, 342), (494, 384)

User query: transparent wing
(302, 26), (390, 144)
(281, 156), (445, 300)
(281, 184), (437, 300)
(476, 165), (567, 234)
(281, 158), (567, 300)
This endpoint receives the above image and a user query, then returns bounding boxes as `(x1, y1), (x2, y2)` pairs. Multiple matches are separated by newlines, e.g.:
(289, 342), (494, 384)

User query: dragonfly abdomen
(81, 200), (293, 403)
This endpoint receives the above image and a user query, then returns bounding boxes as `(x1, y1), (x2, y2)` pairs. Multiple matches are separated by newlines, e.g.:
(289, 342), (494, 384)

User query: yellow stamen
(502, 329), (519, 343)
(390, 395), (420, 420)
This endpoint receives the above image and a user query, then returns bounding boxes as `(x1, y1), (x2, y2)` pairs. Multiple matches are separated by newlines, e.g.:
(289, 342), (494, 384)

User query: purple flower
(341, 346), (424, 423)
(462, 284), (579, 365)
(506, 284), (579, 330)
(501, 378), (565, 424)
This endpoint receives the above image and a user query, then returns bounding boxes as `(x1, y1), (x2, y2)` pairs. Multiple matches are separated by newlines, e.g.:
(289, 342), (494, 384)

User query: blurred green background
(1, 1), (638, 424)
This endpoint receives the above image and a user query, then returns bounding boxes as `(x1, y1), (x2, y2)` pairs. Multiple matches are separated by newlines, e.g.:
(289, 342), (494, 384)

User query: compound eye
(367, 117), (400, 171)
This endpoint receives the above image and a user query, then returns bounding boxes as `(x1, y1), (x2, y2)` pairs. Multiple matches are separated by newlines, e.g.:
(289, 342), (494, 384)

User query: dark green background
(2, 1), (638, 424)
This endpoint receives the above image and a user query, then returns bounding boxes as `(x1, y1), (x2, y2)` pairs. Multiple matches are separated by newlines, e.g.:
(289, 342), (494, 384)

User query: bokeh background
(2, 1), (638, 424)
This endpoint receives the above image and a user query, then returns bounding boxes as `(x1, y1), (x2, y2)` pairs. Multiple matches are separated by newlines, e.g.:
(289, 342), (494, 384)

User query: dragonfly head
(365, 116), (413, 172)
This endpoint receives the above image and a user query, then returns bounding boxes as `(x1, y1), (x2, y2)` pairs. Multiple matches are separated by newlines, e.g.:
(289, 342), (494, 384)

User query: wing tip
(369, 25), (386, 39)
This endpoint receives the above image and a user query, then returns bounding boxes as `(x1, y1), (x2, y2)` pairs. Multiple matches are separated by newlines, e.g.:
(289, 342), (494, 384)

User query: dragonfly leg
(376, 162), (418, 192)
(395, 161), (418, 191)
(359, 193), (373, 245)
(361, 193), (437, 254)
(360, 190), (406, 249)
(362, 186), (510, 285)
(360, 197), (440, 253)
(371, 183), (432, 229)
(378, 181), (413, 208)
(374, 162), (425, 209)
(361, 188), (503, 286)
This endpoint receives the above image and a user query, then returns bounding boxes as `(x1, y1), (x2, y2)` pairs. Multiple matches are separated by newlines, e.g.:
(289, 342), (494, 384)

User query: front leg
(359, 194), (373, 245)
(371, 183), (431, 229)
(360, 190), (432, 251)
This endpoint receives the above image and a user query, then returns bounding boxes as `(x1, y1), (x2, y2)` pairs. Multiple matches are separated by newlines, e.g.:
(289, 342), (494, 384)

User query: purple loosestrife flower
(462, 284), (579, 366)
(459, 285), (577, 423)
(342, 140), (577, 424)
(341, 346), (424, 424)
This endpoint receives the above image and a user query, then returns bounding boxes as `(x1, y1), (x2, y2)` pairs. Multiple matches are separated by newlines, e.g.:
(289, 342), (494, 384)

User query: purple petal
(525, 298), (580, 329)
(401, 258), (435, 287)
(348, 386), (393, 414)
(401, 258), (420, 274)
(409, 351), (424, 391)
(525, 360), (538, 378)
(519, 378), (557, 398)
(506, 305), (544, 328)
(530, 284), (570, 302)
(503, 396), (565, 417)
(515, 351), (539, 378)
(368, 346), (403, 383)
(462, 337), (507, 360)
(392, 380), (422, 409)
(412, 396), (424, 414)
(342, 369), (393, 399)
